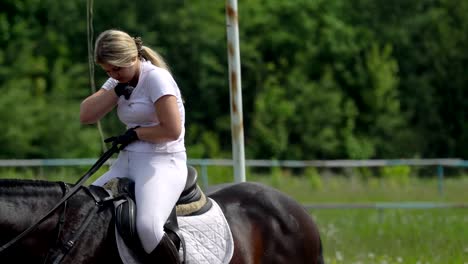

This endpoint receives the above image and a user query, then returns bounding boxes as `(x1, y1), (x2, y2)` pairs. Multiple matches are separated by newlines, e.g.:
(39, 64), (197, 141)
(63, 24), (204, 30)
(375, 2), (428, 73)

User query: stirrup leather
(148, 233), (181, 264)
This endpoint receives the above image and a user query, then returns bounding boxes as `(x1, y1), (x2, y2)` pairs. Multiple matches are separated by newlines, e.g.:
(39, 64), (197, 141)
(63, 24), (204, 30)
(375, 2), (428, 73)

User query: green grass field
(1, 165), (467, 263)
(248, 172), (468, 264)
(314, 209), (467, 264)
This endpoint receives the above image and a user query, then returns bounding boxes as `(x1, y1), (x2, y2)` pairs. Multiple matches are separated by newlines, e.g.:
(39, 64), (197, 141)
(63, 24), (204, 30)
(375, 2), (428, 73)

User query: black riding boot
(147, 233), (181, 264)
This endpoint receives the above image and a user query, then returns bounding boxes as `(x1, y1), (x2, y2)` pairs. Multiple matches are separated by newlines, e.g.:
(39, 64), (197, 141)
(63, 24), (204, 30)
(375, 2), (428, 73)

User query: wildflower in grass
(326, 223), (338, 238)
(397, 257), (403, 262)
(368, 253), (375, 259)
(335, 251), (343, 261)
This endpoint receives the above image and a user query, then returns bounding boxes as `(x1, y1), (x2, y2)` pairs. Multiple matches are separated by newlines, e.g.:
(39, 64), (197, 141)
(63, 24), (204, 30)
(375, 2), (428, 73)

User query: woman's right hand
(79, 88), (119, 124)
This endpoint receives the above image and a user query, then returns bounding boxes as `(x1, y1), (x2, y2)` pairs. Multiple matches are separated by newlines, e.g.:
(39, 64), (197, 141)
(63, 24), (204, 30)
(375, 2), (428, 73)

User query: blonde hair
(94, 29), (169, 70)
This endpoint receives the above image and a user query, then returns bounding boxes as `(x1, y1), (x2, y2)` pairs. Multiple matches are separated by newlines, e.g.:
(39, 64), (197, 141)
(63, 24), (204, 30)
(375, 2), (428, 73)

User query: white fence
(1, 158), (467, 210)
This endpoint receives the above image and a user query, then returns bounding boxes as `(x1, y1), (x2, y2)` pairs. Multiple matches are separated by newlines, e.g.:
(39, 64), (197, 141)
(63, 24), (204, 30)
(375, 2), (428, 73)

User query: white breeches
(92, 150), (187, 253)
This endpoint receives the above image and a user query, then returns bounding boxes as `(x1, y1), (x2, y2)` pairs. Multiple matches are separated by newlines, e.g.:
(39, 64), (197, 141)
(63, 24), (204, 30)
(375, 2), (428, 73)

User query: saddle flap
(115, 196), (140, 249)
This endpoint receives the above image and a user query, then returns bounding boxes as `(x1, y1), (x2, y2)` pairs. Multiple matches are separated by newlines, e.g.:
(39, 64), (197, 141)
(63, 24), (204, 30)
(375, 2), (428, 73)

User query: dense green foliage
(0, 0), (467, 160)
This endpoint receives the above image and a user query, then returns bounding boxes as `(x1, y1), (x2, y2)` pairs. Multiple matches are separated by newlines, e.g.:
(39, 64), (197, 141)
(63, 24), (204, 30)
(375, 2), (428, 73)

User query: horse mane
(0, 179), (64, 196)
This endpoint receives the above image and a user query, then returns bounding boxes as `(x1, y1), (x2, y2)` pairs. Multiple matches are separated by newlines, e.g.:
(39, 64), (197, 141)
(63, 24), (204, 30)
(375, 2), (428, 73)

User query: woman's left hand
(104, 127), (140, 149)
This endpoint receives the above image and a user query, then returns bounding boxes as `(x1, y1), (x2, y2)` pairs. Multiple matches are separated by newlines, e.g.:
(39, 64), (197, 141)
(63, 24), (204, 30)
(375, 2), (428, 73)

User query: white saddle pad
(115, 198), (234, 264)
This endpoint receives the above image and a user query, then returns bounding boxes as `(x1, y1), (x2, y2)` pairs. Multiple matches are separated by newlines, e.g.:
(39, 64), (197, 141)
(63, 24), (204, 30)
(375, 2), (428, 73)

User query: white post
(225, 0), (246, 182)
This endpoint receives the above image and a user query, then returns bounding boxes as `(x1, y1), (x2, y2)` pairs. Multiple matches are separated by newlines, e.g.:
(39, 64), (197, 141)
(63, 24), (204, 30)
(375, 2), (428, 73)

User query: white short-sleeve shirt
(102, 60), (185, 153)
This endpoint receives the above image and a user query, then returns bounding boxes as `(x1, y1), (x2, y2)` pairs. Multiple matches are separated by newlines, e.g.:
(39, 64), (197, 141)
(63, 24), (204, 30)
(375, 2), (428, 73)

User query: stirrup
(148, 233), (181, 264)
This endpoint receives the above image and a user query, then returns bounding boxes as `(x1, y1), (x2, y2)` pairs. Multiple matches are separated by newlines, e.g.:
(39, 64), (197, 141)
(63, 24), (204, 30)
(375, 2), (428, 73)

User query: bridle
(42, 181), (70, 263)
(46, 185), (112, 264)
(0, 144), (121, 263)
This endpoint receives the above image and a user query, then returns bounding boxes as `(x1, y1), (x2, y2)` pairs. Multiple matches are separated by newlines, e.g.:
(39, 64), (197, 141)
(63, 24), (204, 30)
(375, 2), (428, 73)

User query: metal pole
(437, 165), (444, 197)
(225, 0), (246, 182)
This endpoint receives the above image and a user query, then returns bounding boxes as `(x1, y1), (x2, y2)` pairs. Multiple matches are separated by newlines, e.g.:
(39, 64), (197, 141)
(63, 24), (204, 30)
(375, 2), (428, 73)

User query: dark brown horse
(0, 178), (324, 263)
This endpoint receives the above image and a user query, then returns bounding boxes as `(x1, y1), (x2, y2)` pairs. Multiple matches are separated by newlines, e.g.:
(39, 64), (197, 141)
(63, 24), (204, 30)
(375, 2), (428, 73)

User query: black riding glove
(104, 126), (140, 149)
(114, 83), (135, 100)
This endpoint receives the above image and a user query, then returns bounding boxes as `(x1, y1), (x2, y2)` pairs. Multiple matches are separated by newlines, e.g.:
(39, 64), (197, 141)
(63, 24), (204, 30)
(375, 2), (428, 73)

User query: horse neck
(0, 179), (65, 232)
(0, 180), (68, 261)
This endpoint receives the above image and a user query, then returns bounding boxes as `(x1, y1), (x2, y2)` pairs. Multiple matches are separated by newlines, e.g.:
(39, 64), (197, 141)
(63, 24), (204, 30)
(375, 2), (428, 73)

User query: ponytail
(140, 46), (170, 71)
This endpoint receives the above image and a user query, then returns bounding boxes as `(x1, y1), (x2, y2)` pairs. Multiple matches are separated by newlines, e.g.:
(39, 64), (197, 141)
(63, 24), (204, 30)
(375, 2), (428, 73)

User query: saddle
(104, 165), (212, 261)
